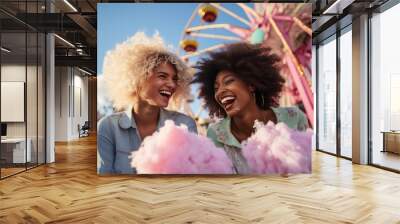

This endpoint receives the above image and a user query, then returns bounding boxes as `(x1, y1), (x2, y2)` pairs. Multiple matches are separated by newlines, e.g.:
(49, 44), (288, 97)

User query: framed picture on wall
(97, 3), (313, 175)
(1, 81), (25, 122)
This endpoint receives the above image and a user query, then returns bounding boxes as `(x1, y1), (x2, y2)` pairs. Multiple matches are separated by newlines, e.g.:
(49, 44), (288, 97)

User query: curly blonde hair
(103, 32), (192, 111)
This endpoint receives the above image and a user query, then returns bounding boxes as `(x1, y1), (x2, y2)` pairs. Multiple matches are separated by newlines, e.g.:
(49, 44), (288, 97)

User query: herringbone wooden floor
(1, 135), (400, 224)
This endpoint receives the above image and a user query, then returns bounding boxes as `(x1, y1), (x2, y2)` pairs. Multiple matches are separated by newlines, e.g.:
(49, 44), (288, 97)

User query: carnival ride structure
(179, 3), (313, 127)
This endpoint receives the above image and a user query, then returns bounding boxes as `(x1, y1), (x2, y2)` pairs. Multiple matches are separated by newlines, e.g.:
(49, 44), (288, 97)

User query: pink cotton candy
(242, 121), (312, 174)
(131, 120), (233, 174)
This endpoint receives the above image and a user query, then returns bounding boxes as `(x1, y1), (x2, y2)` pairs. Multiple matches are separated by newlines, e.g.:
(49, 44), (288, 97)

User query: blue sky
(98, 3), (252, 118)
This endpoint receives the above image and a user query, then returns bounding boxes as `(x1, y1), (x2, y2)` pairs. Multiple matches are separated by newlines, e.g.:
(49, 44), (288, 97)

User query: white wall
(1, 63), (46, 164)
(55, 66), (69, 141)
(1, 65), (36, 138)
(55, 67), (89, 141)
(1, 65), (26, 136)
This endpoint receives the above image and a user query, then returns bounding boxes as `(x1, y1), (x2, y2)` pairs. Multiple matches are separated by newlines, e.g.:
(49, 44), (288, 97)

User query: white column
(46, 33), (55, 163)
(45, 0), (55, 163)
(352, 14), (369, 164)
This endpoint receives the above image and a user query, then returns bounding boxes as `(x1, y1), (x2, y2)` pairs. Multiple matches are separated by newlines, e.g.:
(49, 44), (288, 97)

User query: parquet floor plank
(0, 135), (399, 223)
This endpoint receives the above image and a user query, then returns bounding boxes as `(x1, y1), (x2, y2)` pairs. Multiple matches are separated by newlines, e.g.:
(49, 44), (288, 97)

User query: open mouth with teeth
(159, 90), (172, 100)
(220, 95), (236, 110)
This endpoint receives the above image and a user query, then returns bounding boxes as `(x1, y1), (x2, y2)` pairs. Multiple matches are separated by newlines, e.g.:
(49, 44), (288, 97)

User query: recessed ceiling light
(63, 0), (78, 12)
(54, 34), (75, 48)
(1, 47), (11, 53)
(78, 67), (93, 76)
(323, 0), (355, 15)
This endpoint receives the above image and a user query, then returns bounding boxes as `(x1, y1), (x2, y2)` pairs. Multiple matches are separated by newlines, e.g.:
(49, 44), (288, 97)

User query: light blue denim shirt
(206, 106), (309, 174)
(97, 108), (197, 174)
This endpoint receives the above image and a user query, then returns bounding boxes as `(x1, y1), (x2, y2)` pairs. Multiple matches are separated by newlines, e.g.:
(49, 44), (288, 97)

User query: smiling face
(138, 62), (178, 108)
(214, 70), (255, 117)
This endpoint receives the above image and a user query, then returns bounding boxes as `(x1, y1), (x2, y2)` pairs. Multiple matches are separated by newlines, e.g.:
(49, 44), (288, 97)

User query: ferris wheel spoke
(236, 3), (262, 24)
(270, 15), (311, 36)
(180, 4), (203, 42)
(225, 25), (251, 39)
(186, 23), (230, 32)
(181, 44), (226, 60)
(293, 17), (312, 36)
(188, 32), (242, 41)
(267, 13), (305, 78)
(292, 3), (305, 15)
(209, 3), (252, 28)
(236, 3), (256, 24)
(186, 24), (250, 39)
(272, 15), (293, 22)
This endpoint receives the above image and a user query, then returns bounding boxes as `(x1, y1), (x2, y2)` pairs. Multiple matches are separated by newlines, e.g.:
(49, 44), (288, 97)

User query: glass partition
(0, 1), (46, 179)
(339, 27), (352, 158)
(1, 30), (28, 177)
(317, 35), (337, 155)
(371, 3), (400, 171)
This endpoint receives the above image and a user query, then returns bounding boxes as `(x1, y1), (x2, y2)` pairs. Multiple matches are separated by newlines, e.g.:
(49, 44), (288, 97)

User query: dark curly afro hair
(192, 42), (285, 118)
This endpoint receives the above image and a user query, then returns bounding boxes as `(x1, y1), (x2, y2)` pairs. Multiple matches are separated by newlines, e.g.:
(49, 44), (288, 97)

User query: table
(1, 138), (31, 163)
(381, 131), (400, 154)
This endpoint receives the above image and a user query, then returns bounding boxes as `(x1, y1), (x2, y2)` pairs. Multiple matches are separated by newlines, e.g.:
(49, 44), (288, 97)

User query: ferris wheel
(179, 3), (314, 127)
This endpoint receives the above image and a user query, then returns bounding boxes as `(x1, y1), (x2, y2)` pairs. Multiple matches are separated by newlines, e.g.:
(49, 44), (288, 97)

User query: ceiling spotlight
(323, 0), (355, 15)
(1, 47), (11, 53)
(54, 34), (75, 48)
(78, 67), (93, 76)
(63, 0), (78, 12)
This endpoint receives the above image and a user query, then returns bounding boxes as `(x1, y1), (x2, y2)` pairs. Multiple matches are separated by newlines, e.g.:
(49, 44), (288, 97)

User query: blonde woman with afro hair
(98, 32), (197, 174)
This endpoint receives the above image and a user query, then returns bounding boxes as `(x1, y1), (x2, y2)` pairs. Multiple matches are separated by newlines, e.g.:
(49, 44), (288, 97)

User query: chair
(78, 121), (90, 138)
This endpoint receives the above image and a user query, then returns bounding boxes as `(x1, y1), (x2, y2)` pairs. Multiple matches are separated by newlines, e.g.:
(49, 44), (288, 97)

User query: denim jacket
(97, 108), (197, 174)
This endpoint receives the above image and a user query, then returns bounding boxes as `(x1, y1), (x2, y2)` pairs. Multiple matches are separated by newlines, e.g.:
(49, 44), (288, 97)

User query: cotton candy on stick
(242, 121), (312, 174)
(131, 120), (233, 174)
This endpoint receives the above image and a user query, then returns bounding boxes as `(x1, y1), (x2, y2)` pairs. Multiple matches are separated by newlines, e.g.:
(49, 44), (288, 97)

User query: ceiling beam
(55, 55), (96, 72)
(67, 13), (97, 43)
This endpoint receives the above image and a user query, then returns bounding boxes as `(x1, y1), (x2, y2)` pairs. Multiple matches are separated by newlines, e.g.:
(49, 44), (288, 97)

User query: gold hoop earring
(261, 94), (265, 107)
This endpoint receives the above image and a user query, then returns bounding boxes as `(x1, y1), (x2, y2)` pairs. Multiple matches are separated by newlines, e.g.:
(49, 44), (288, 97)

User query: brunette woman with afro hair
(192, 42), (308, 174)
